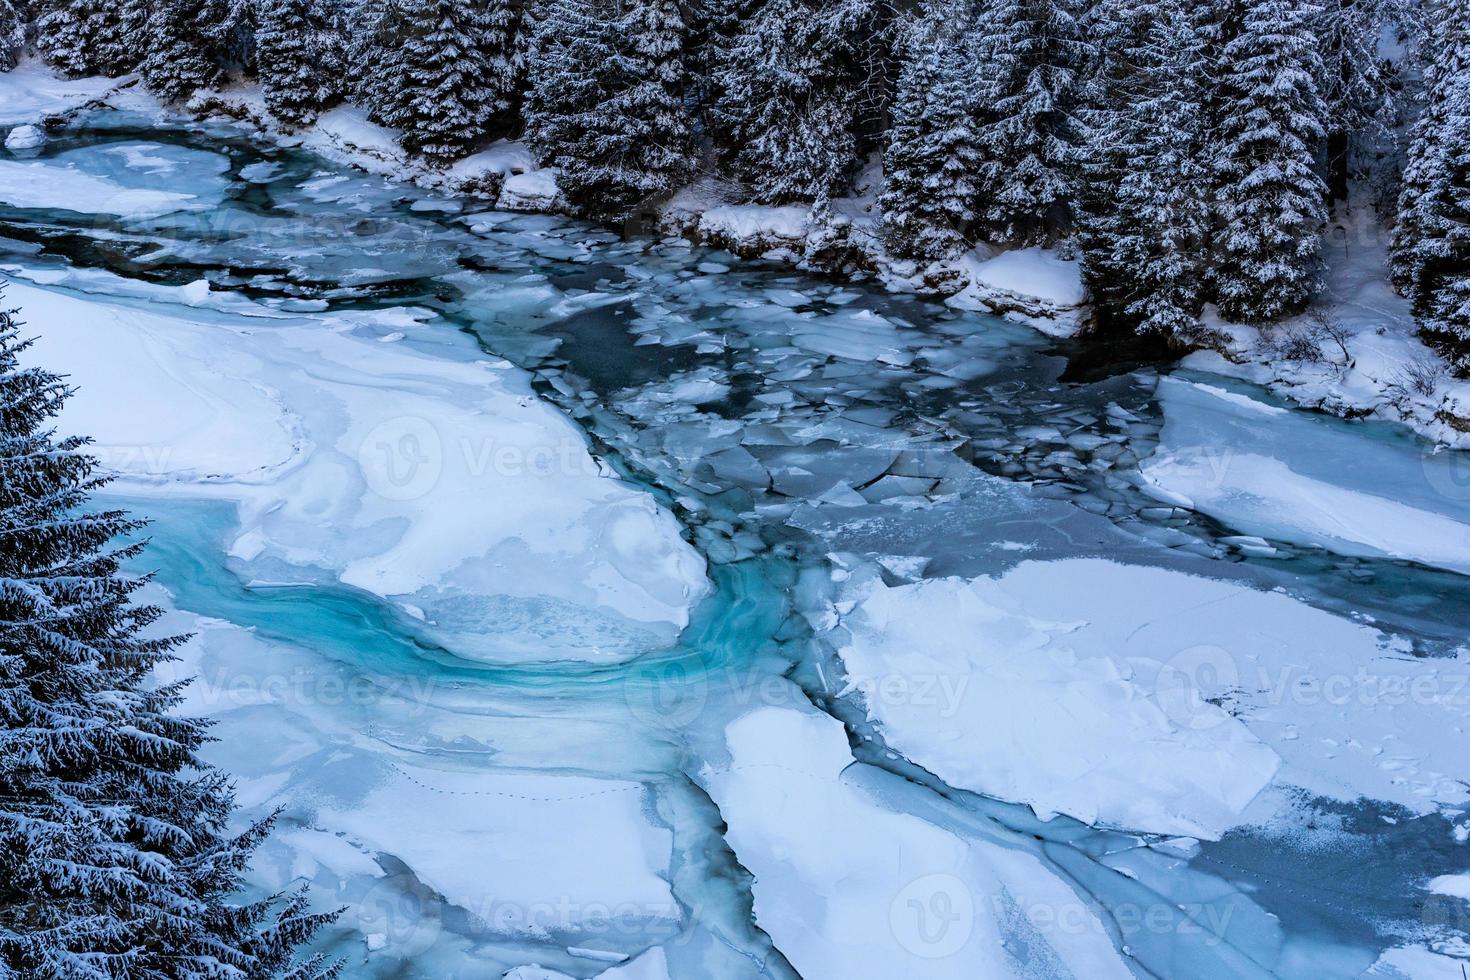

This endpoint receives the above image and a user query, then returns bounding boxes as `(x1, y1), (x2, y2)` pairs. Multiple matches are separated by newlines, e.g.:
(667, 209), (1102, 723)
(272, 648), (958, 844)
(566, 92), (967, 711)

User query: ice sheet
(702, 705), (1137, 979)
(1143, 376), (1470, 574)
(12, 271), (708, 662)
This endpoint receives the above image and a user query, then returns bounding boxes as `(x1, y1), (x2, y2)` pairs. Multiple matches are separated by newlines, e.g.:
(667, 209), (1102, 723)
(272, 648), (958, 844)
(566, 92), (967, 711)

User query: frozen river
(1, 108), (1468, 979)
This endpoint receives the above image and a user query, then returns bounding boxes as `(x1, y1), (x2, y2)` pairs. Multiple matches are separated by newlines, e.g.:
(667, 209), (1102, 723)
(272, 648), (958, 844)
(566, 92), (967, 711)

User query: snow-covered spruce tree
(200, 0), (262, 76)
(710, 0), (888, 203)
(0, 294), (340, 977)
(526, 0), (696, 224)
(969, 0), (1088, 245)
(256, 0), (345, 129)
(1077, 0), (1211, 338)
(1210, 0), (1329, 323)
(1418, 67), (1470, 364)
(879, 0), (983, 262)
(140, 0), (223, 103)
(1393, 5), (1470, 362)
(343, 0), (409, 124)
(0, 0), (24, 71)
(523, 0), (612, 171)
(688, 0), (757, 147)
(1316, 0), (1395, 202)
(1391, 1), (1470, 299)
(379, 0), (517, 166)
(36, 0), (148, 77)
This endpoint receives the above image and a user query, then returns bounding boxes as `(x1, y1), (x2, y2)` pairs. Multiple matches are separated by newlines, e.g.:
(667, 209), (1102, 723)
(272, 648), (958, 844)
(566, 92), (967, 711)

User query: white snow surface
(702, 705), (1136, 980)
(960, 246), (1086, 307)
(8, 270), (708, 662)
(831, 557), (1470, 839)
(0, 59), (116, 128)
(1192, 213), (1470, 448)
(1143, 376), (1470, 575)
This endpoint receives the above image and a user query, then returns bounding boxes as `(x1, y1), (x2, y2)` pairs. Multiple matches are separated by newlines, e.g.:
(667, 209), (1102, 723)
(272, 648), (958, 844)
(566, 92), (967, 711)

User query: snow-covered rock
(4, 124), (47, 153)
(695, 203), (812, 256)
(497, 167), (567, 213)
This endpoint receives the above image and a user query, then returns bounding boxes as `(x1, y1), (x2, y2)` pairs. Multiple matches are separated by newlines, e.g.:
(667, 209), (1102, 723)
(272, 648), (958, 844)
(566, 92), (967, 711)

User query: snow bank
(695, 204), (811, 255)
(702, 705), (1136, 979)
(0, 59), (116, 128)
(1192, 219), (1470, 448)
(1143, 376), (1470, 575)
(10, 270), (708, 663)
(961, 247), (1085, 308)
(830, 556), (1470, 838)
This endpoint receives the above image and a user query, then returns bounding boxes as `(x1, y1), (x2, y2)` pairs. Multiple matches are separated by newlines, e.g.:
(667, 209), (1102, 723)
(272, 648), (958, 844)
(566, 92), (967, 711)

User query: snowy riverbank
(5, 62), (1467, 450)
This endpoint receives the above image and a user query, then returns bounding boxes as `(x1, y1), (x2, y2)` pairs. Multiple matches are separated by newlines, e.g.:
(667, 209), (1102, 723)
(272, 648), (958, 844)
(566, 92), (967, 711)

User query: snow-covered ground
(5, 267), (707, 663)
(0, 59), (118, 128)
(1194, 210), (1470, 448)
(148, 583), (685, 977)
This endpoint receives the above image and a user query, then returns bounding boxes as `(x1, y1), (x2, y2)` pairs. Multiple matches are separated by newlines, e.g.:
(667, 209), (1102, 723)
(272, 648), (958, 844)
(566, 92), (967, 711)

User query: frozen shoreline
(4, 62), (1466, 448)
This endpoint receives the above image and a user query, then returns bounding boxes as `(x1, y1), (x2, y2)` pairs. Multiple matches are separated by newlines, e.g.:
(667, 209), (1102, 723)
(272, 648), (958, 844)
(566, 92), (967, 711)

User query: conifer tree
(1210, 0), (1329, 322)
(1392, 2), (1470, 298)
(0, 0), (24, 71)
(37, 0), (147, 77)
(1078, 0), (1211, 337)
(1316, 0), (1394, 202)
(0, 293), (339, 977)
(710, 0), (887, 202)
(256, 0), (344, 129)
(523, 0), (613, 171)
(379, 0), (515, 166)
(969, 0), (1088, 244)
(140, 0), (222, 103)
(1419, 69), (1470, 363)
(1393, 4), (1470, 361)
(879, 0), (982, 261)
(526, 0), (696, 223)
(343, 0), (409, 125)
